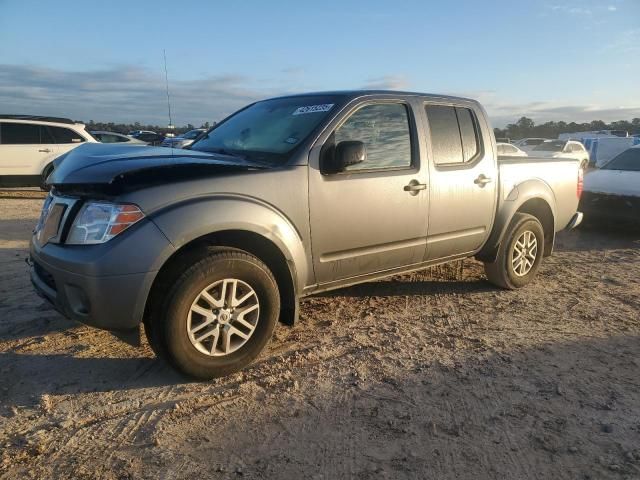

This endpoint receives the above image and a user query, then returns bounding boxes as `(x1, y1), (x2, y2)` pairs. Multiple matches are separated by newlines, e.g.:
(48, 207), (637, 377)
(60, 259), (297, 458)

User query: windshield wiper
(195, 147), (246, 158)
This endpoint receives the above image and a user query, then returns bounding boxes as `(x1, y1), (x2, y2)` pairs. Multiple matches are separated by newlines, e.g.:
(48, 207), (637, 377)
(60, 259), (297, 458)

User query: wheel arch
(144, 229), (299, 330)
(143, 195), (310, 329)
(476, 180), (556, 262)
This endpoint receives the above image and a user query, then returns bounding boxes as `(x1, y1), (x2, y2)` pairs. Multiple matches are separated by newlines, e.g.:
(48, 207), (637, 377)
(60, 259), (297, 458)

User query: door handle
(403, 180), (427, 195)
(474, 174), (492, 187)
(38, 148), (52, 153)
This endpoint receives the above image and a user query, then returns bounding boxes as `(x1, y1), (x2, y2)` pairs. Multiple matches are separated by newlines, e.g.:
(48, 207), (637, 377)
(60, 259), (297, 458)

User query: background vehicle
(161, 128), (206, 149)
(559, 130), (629, 140)
(130, 131), (165, 145)
(512, 138), (549, 152)
(497, 142), (527, 157)
(91, 131), (147, 144)
(31, 91), (583, 379)
(580, 145), (640, 225)
(128, 130), (156, 136)
(532, 140), (590, 168)
(0, 115), (96, 188)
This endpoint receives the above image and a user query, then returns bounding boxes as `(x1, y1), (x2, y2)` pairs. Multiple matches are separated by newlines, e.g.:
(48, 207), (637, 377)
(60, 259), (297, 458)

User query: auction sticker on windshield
(292, 104), (334, 115)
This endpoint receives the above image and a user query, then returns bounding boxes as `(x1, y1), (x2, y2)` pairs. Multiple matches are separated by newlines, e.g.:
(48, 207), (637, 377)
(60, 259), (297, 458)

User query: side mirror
(323, 140), (366, 174)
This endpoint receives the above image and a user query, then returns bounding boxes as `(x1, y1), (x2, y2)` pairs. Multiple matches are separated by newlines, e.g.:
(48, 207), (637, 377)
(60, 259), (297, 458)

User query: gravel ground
(0, 193), (639, 479)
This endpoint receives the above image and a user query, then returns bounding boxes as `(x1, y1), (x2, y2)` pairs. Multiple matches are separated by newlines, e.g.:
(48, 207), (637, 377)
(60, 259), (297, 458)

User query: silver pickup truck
(30, 90), (583, 378)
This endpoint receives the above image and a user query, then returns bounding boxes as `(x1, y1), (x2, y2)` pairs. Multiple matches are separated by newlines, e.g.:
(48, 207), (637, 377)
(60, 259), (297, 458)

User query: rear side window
(0, 122), (41, 144)
(456, 107), (479, 162)
(425, 105), (481, 165)
(333, 103), (412, 171)
(48, 126), (85, 144)
(570, 143), (584, 152)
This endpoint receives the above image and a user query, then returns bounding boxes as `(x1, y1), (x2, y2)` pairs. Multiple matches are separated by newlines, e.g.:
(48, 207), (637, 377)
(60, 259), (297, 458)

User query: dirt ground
(0, 191), (639, 480)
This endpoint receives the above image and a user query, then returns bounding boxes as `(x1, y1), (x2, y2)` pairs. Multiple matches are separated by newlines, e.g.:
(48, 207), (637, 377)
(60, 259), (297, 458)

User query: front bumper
(29, 219), (174, 331)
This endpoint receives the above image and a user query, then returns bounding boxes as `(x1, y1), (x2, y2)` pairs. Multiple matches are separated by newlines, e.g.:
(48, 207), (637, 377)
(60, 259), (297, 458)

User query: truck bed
(498, 156), (581, 232)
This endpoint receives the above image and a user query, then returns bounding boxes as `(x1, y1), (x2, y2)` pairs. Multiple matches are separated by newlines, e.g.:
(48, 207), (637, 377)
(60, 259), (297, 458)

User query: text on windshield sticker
(292, 104), (334, 115)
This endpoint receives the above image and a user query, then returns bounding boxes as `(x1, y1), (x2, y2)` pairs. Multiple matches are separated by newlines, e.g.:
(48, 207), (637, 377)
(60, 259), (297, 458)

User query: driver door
(308, 100), (429, 285)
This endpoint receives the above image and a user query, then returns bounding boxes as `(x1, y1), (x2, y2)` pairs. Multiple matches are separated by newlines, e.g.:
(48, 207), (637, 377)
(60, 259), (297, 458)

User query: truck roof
(267, 90), (475, 104)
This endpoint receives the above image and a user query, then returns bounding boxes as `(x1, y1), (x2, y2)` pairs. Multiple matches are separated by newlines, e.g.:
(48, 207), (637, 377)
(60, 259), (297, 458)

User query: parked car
(512, 138), (549, 152)
(161, 128), (206, 149)
(532, 140), (590, 168)
(0, 115), (97, 188)
(580, 145), (640, 225)
(130, 131), (165, 146)
(497, 142), (527, 157)
(128, 130), (156, 136)
(31, 91), (584, 379)
(91, 131), (147, 144)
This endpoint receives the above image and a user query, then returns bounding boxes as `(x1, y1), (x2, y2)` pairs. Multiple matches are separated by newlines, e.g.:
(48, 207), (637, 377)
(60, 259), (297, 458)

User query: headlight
(67, 201), (144, 245)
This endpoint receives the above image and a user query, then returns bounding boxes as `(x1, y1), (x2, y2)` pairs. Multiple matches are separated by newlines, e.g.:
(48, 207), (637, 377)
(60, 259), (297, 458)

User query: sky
(0, 0), (638, 128)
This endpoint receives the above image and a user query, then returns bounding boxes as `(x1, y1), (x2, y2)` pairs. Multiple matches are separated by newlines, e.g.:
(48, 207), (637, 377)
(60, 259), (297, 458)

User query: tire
(483, 213), (545, 289)
(149, 250), (280, 379)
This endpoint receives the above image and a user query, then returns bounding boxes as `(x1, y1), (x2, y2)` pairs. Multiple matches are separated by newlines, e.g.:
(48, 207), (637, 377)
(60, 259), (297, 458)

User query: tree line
(82, 120), (216, 135)
(494, 117), (640, 140)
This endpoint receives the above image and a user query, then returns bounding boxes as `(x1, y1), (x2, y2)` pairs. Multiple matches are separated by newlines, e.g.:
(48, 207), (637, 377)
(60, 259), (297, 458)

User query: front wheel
(483, 213), (545, 289)
(149, 250), (280, 379)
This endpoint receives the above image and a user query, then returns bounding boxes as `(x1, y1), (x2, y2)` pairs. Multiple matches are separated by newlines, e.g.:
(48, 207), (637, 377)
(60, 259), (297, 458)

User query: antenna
(163, 49), (174, 130)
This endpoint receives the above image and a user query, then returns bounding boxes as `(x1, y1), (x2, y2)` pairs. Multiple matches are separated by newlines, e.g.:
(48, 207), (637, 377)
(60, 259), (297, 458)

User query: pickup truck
(30, 90), (584, 379)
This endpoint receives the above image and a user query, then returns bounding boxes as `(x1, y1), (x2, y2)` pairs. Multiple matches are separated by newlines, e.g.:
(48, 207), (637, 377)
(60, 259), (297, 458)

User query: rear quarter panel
(498, 157), (580, 231)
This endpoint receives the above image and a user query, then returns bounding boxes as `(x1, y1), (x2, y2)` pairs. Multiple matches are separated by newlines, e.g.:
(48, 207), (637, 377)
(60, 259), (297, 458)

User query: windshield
(190, 95), (342, 164)
(533, 141), (565, 152)
(602, 148), (640, 171)
(183, 129), (203, 139)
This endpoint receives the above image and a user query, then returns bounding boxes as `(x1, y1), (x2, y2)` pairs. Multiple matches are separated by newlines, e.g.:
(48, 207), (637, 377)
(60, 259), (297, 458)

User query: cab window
(328, 103), (413, 171)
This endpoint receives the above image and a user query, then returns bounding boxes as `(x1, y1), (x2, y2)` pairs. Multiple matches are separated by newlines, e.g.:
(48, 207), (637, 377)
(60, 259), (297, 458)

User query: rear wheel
(147, 250), (280, 379)
(483, 213), (545, 289)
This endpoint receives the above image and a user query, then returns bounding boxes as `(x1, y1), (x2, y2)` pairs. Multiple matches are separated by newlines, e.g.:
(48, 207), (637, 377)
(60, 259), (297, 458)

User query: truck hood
(49, 143), (267, 191)
(584, 169), (640, 197)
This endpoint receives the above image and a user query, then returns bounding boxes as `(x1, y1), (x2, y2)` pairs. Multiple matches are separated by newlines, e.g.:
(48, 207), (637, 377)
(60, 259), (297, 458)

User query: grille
(38, 203), (67, 246)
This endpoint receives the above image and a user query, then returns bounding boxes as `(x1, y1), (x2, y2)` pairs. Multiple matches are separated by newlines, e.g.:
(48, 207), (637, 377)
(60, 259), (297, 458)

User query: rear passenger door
(423, 103), (497, 260)
(47, 125), (86, 155)
(0, 122), (57, 177)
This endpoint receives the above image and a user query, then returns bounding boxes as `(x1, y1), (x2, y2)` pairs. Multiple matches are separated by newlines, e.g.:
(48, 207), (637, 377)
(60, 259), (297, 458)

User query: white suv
(0, 115), (97, 188)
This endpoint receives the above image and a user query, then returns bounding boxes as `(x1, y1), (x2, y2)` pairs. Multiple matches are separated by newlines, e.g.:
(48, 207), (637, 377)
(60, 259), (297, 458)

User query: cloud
(1, 64), (637, 129)
(550, 4), (592, 15)
(361, 75), (409, 90)
(444, 90), (640, 127)
(0, 64), (283, 126)
(548, 2), (621, 16)
(599, 28), (640, 55)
